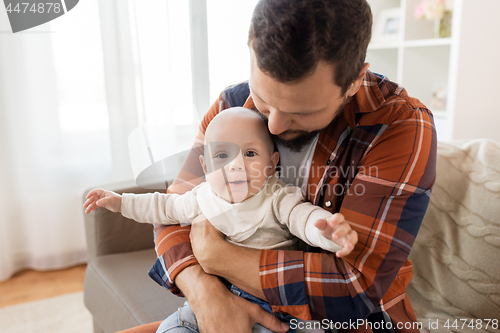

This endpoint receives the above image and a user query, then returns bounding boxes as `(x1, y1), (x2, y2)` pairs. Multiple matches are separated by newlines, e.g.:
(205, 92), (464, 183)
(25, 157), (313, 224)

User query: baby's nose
(230, 164), (243, 171)
(228, 154), (245, 171)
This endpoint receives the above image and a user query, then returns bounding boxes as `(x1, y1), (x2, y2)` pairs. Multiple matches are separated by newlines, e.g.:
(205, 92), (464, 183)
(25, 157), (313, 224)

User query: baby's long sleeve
(121, 187), (202, 226)
(304, 220), (342, 253)
(272, 186), (342, 253)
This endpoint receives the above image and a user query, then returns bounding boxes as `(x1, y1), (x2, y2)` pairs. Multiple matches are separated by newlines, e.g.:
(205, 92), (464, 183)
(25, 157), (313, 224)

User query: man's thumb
(257, 310), (289, 332)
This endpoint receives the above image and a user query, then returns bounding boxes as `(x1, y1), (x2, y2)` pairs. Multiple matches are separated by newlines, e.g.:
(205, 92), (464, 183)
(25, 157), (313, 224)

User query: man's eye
(215, 153), (228, 159)
(245, 151), (256, 157)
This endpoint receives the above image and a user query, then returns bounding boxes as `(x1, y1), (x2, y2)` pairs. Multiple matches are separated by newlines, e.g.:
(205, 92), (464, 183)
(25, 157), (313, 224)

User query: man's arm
(189, 212), (357, 299)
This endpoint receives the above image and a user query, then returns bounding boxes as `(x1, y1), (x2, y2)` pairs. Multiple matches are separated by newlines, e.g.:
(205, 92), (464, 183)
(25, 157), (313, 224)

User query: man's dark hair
(248, 0), (372, 95)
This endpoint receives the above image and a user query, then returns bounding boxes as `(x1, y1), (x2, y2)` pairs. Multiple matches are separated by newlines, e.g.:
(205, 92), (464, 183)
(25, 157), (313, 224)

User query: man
(126, 0), (436, 332)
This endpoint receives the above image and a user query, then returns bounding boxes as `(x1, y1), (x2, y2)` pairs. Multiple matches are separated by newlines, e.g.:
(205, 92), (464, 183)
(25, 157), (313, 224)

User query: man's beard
(259, 99), (347, 153)
(272, 130), (321, 153)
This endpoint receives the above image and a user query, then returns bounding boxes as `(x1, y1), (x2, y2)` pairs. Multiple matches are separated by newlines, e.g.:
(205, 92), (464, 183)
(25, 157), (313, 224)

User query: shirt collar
(342, 70), (387, 128)
(353, 70), (386, 113)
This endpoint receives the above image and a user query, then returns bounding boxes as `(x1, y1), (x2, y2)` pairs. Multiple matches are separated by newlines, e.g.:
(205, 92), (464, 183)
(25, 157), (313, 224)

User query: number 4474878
(444, 319), (498, 330)
(6, 3), (62, 14)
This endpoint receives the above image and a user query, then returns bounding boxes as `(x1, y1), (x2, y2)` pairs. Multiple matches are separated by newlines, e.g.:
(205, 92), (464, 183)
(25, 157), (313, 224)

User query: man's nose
(267, 109), (292, 135)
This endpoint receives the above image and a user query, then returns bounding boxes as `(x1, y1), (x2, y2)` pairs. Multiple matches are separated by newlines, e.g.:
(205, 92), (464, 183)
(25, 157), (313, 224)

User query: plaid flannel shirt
(148, 71), (437, 332)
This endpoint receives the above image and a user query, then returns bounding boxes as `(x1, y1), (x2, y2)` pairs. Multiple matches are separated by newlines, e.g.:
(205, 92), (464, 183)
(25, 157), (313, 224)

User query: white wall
(452, 0), (500, 142)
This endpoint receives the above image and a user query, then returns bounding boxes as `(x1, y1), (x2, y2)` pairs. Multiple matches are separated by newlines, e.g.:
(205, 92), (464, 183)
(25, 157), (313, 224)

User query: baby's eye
(245, 151), (257, 157)
(215, 152), (229, 159)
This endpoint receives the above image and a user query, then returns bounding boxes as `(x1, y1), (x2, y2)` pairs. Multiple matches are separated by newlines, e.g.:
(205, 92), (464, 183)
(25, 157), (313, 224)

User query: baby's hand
(314, 213), (358, 258)
(83, 189), (122, 214)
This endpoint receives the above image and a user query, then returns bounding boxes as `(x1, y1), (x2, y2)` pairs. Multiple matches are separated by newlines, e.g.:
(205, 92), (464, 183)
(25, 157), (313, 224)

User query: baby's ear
(199, 155), (208, 174)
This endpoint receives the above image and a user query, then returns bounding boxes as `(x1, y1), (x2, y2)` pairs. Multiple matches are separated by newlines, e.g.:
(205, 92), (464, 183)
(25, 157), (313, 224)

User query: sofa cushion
(84, 249), (185, 332)
(407, 140), (500, 326)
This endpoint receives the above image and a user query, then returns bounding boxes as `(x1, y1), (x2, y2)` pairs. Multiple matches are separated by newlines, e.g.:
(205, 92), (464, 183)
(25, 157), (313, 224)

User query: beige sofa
(83, 184), (185, 333)
(406, 139), (500, 332)
(83, 139), (500, 333)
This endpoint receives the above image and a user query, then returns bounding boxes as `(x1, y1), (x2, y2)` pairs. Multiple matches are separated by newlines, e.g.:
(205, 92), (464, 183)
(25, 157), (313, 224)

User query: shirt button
(325, 201), (332, 208)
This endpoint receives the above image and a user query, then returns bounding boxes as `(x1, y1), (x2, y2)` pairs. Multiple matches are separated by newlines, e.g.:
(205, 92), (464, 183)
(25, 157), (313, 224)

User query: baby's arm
(274, 186), (357, 257)
(84, 188), (202, 226)
(306, 213), (357, 258)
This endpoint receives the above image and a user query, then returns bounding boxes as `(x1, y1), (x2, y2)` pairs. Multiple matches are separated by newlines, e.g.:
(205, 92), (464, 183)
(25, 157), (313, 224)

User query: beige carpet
(0, 292), (92, 333)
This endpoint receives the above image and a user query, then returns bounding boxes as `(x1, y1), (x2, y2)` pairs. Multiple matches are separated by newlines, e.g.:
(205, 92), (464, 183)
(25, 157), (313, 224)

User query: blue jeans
(156, 285), (296, 333)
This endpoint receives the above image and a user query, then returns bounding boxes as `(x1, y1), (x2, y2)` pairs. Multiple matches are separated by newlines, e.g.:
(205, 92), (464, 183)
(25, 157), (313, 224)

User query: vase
(434, 11), (452, 38)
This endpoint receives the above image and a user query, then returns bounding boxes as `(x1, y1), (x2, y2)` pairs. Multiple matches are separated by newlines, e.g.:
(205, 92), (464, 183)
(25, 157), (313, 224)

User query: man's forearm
(203, 241), (264, 300)
(175, 259), (263, 308)
(175, 264), (221, 302)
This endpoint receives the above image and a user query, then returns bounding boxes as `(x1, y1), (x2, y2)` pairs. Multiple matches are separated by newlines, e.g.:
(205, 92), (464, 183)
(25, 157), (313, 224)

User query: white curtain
(0, 0), (138, 281)
(0, 0), (260, 281)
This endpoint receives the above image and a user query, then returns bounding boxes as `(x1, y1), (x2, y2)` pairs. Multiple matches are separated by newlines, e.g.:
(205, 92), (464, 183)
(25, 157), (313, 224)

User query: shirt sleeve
(259, 106), (437, 322)
(121, 189), (201, 226)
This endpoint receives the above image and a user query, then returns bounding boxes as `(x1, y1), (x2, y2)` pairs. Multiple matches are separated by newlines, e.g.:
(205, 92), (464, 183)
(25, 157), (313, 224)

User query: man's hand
(83, 189), (122, 214)
(189, 214), (225, 275)
(314, 213), (358, 258)
(189, 215), (264, 297)
(176, 265), (289, 333)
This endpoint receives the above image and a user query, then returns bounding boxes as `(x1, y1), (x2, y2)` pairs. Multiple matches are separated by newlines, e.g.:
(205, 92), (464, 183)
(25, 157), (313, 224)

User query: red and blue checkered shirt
(149, 71), (437, 332)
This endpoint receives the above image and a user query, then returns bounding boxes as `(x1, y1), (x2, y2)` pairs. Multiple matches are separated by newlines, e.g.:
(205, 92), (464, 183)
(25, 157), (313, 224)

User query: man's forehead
(249, 58), (342, 113)
(250, 84), (327, 115)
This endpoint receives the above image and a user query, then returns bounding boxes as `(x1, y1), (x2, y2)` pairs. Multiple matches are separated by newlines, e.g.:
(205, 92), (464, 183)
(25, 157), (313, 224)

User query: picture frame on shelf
(372, 7), (401, 43)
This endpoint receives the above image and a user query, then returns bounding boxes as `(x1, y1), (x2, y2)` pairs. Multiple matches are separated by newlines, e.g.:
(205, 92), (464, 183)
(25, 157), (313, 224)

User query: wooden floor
(0, 264), (87, 308)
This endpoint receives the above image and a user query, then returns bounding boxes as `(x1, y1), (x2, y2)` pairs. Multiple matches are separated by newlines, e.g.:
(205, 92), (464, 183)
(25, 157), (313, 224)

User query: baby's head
(199, 107), (279, 203)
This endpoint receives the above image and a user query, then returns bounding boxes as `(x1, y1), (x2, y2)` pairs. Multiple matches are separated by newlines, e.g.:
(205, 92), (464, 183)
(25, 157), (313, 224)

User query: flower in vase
(414, 0), (453, 21)
(424, 0), (445, 20)
(414, 0), (454, 38)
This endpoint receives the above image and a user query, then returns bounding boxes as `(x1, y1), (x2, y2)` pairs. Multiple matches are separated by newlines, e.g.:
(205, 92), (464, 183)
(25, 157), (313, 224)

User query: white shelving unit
(366, 0), (500, 142)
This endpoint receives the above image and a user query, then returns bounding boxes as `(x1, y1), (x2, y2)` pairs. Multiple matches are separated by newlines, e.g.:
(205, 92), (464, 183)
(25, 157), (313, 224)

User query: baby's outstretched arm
(83, 189), (122, 214)
(313, 213), (358, 258)
(85, 186), (202, 226)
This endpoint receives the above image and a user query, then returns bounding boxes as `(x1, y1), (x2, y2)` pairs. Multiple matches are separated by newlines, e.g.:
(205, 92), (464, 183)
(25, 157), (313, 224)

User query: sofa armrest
(83, 180), (169, 262)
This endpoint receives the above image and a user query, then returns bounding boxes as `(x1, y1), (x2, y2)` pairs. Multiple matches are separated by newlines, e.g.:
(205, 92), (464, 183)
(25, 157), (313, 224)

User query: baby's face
(200, 113), (278, 203)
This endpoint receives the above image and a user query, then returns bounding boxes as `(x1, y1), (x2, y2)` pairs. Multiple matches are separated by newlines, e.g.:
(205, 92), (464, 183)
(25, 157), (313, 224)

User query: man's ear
(269, 151), (280, 175)
(346, 62), (370, 98)
(199, 155), (208, 174)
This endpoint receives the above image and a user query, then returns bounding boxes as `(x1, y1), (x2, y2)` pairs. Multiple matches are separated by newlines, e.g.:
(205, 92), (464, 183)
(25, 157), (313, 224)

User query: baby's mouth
(228, 180), (247, 185)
